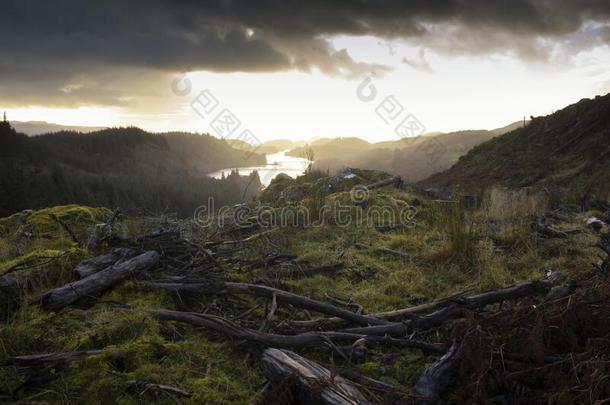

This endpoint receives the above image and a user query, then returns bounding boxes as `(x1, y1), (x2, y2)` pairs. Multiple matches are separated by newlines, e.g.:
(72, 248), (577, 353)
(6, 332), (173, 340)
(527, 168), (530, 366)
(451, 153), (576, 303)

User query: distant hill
(0, 124), (265, 216)
(12, 121), (107, 135)
(288, 137), (371, 160)
(258, 139), (307, 154)
(293, 124), (520, 181)
(424, 94), (610, 198)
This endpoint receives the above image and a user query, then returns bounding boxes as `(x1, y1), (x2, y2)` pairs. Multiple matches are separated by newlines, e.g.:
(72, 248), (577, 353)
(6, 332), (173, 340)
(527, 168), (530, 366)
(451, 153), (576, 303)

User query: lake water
(207, 150), (311, 186)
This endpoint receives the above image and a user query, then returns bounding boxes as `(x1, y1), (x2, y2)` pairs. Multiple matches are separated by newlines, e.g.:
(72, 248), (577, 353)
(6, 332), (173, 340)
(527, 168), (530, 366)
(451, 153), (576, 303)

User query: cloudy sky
(2, 0), (610, 141)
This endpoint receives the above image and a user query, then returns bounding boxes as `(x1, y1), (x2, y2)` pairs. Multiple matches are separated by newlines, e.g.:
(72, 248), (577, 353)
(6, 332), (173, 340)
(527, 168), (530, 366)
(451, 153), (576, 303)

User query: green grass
(0, 184), (600, 403)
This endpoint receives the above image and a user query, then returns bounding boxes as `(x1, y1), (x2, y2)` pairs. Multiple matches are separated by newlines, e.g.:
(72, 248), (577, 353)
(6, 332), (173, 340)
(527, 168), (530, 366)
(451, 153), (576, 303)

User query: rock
(16, 210), (33, 224)
(586, 217), (604, 231)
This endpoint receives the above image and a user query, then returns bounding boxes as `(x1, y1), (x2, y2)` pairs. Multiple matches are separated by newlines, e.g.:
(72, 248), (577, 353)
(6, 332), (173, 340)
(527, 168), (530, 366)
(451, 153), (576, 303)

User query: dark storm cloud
(1, 0), (610, 106)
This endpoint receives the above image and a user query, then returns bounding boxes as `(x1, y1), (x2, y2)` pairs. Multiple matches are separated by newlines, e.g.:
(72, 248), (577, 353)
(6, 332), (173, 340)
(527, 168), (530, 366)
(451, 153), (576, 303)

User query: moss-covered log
(74, 248), (136, 279)
(40, 251), (160, 310)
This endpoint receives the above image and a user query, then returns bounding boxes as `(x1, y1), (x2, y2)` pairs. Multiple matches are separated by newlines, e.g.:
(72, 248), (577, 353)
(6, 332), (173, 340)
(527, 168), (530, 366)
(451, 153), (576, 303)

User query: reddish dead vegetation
(453, 271), (610, 404)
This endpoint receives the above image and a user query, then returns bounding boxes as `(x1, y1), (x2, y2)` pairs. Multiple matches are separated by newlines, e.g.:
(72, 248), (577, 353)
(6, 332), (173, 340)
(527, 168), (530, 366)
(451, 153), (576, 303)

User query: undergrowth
(0, 182), (601, 403)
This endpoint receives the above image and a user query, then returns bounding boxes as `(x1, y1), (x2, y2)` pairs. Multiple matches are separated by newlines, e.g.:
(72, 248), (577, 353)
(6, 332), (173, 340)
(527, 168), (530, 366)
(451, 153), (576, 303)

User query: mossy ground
(0, 180), (603, 403)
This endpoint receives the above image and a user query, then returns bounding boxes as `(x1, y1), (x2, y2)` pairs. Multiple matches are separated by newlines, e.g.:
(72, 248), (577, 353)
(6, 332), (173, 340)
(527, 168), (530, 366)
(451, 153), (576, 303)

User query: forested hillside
(0, 123), (265, 216)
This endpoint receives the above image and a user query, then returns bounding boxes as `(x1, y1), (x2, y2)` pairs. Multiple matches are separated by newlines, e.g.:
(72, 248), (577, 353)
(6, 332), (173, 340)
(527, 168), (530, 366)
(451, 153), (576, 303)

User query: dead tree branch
(1, 350), (103, 367)
(145, 281), (387, 326)
(143, 308), (445, 352)
(293, 272), (560, 330)
(49, 213), (79, 244)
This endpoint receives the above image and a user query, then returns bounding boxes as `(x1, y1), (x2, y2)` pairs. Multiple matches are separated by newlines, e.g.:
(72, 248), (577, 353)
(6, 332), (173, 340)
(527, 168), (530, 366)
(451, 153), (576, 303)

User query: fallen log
(41, 251), (160, 310)
(261, 348), (371, 405)
(343, 305), (461, 336)
(145, 281), (387, 326)
(74, 248), (136, 279)
(413, 341), (463, 403)
(292, 272), (559, 329)
(457, 270), (560, 308)
(1, 350), (103, 367)
(535, 222), (568, 239)
(144, 308), (444, 352)
(290, 298), (448, 329)
(330, 366), (400, 392)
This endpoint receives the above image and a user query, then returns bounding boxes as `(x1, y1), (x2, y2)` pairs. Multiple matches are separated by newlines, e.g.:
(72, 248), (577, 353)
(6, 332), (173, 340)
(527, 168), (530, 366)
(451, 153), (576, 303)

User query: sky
(2, 1), (610, 142)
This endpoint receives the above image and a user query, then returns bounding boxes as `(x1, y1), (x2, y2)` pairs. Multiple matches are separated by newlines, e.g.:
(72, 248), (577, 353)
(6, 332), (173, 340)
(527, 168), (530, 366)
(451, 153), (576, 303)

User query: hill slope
(0, 124), (265, 216)
(12, 121), (107, 136)
(297, 125), (519, 181)
(424, 94), (610, 197)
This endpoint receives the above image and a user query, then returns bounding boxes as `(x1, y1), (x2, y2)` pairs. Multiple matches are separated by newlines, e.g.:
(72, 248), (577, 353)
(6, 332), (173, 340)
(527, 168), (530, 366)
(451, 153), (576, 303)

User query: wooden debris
(261, 348), (371, 405)
(146, 281), (387, 326)
(535, 221), (569, 238)
(1, 350), (103, 367)
(49, 213), (79, 244)
(87, 208), (120, 251)
(413, 341), (463, 403)
(74, 248), (136, 279)
(456, 270), (560, 308)
(330, 366), (400, 392)
(41, 251), (160, 310)
(343, 305), (461, 336)
(366, 176), (402, 190)
(144, 308), (444, 351)
(343, 272), (560, 336)
(293, 272), (559, 329)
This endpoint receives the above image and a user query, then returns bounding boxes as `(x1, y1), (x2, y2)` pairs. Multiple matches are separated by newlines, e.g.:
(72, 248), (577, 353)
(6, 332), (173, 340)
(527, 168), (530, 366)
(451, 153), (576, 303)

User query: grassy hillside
(1, 168), (607, 403)
(424, 94), (610, 199)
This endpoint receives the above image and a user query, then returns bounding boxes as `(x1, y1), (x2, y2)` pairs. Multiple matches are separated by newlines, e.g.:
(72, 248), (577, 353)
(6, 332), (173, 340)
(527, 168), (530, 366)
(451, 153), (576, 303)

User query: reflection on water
(207, 150), (311, 186)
